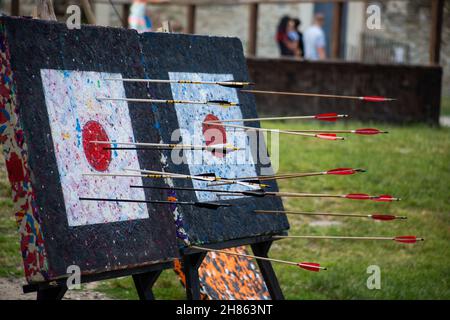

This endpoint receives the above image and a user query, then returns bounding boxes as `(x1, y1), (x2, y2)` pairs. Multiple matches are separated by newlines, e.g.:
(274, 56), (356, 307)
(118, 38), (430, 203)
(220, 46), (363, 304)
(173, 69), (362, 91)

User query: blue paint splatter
(75, 118), (82, 147)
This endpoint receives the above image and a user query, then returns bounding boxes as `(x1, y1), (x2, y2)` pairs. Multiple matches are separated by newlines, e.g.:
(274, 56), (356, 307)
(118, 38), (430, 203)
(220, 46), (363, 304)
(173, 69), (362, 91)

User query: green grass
(264, 120), (450, 299)
(0, 121), (449, 299)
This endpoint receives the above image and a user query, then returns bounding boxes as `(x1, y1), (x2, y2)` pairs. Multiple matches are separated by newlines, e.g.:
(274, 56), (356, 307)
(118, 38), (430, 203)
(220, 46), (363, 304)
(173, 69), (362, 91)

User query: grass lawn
(0, 121), (449, 299)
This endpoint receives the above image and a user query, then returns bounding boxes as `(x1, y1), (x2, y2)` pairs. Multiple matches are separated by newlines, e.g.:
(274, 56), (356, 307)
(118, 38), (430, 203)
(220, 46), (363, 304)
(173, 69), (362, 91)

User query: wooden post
(123, 3), (131, 28)
(80, 0), (96, 25)
(247, 3), (259, 56)
(34, 0), (56, 21)
(331, 1), (344, 59)
(430, 0), (444, 64)
(186, 4), (196, 34)
(11, 0), (20, 16)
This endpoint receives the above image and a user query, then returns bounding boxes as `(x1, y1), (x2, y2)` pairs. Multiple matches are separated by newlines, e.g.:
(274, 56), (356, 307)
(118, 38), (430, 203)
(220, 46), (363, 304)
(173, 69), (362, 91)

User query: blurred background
(0, 0), (448, 300)
(1, 0), (448, 123)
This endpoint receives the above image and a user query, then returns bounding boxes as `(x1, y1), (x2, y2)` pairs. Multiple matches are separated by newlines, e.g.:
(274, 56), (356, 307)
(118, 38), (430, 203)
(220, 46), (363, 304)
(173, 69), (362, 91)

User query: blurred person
(276, 16), (301, 58)
(292, 18), (304, 58)
(129, 0), (152, 33)
(303, 13), (326, 60)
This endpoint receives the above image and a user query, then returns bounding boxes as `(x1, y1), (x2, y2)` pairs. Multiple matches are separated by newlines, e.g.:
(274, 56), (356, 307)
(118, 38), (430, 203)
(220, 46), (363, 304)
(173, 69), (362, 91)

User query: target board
(0, 16), (288, 299)
(0, 17), (179, 282)
(139, 32), (289, 245)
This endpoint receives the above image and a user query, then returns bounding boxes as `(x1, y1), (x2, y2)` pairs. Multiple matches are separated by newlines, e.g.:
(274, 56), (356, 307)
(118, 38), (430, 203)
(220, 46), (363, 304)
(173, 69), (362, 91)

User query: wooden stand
(181, 235), (285, 300)
(23, 261), (173, 300)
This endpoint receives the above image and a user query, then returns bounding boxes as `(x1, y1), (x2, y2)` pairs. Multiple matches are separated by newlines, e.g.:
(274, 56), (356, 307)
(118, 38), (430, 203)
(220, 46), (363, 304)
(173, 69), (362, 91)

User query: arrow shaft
(125, 169), (262, 189)
(105, 78), (252, 87)
(79, 197), (195, 206)
(190, 245), (298, 266)
(274, 235), (396, 241)
(204, 114), (347, 123)
(126, 168), (215, 182)
(290, 129), (357, 133)
(241, 89), (363, 99)
(83, 172), (214, 182)
(254, 210), (370, 218)
(90, 141), (238, 151)
(216, 123), (338, 139)
(131, 185), (241, 194)
(241, 89), (394, 101)
(208, 172), (326, 186)
(273, 192), (343, 198)
(98, 97), (211, 105)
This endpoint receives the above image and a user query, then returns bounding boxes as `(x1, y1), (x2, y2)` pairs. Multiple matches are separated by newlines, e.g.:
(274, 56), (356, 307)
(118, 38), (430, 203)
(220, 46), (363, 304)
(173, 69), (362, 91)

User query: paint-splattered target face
(202, 114), (226, 158)
(82, 120), (112, 171)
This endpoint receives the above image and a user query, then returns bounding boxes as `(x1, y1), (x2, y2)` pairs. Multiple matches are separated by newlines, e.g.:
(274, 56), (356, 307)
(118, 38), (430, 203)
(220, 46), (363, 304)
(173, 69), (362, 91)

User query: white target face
(40, 69), (148, 227)
(169, 72), (258, 202)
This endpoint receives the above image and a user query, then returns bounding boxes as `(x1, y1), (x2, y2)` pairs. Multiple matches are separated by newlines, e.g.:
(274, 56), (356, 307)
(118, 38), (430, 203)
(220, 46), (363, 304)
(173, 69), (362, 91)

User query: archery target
(40, 69), (148, 226)
(169, 72), (258, 202)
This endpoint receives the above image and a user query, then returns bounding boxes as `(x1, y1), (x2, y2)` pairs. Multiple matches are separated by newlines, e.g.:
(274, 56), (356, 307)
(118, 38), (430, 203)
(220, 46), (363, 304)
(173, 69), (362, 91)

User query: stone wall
(369, 1), (450, 96)
(247, 57), (442, 124)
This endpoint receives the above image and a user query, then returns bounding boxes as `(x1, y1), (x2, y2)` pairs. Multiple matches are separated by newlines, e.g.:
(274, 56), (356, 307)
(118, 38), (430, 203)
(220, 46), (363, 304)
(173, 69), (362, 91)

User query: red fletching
(371, 214), (396, 221)
(327, 168), (356, 175)
(362, 96), (388, 102)
(373, 194), (397, 202)
(317, 133), (339, 140)
(355, 128), (383, 135)
(345, 193), (371, 200)
(315, 113), (338, 122)
(394, 236), (421, 244)
(298, 262), (322, 272)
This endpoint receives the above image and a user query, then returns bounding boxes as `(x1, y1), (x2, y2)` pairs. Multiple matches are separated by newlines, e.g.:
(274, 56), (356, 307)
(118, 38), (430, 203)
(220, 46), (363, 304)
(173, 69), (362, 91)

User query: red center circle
(82, 120), (112, 171)
(202, 114), (227, 158)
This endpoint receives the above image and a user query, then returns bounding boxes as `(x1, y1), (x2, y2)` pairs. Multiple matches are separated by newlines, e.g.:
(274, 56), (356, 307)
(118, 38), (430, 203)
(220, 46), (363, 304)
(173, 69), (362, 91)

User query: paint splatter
(40, 69), (149, 226)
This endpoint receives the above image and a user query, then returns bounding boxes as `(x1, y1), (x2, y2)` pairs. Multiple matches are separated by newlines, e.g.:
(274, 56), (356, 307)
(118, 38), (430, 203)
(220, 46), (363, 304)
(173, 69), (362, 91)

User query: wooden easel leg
(132, 270), (163, 300)
(251, 241), (285, 300)
(36, 285), (67, 300)
(183, 252), (206, 300)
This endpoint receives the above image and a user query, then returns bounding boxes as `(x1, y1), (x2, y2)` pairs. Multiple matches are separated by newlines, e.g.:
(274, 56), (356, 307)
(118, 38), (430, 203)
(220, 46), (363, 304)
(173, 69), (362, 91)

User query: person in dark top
(293, 18), (304, 58)
(276, 16), (299, 57)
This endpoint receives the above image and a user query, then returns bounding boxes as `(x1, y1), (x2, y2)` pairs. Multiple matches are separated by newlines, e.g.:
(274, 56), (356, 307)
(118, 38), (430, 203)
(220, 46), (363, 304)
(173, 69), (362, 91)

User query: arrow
(125, 168), (266, 189)
(90, 141), (242, 154)
(78, 197), (230, 210)
(240, 89), (395, 102)
(273, 235), (424, 243)
(289, 128), (389, 135)
(207, 122), (345, 140)
(214, 190), (400, 201)
(105, 78), (254, 89)
(97, 97), (239, 107)
(203, 113), (348, 123)
(134, 185), (400, 204)
(208, 167), (365, 186)
(190, 245), (326, 272)
(83, 171), (266, 189)
(254, 210), (407, 221)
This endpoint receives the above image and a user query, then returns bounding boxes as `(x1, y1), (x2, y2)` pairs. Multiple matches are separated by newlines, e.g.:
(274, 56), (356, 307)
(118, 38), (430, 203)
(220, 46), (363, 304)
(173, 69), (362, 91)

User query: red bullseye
(202, 114), (227, 158)
(82, 121), (112, 171)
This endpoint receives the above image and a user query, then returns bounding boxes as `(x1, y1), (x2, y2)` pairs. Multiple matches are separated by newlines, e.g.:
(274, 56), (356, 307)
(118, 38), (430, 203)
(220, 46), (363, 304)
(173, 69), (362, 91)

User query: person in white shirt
(303, 13), (326, 60)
